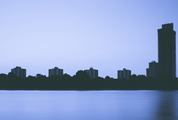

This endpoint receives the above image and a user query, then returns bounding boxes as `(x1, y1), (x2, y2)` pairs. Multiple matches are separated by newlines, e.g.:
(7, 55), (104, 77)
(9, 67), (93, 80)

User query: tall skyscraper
(158, 23), (176, 80)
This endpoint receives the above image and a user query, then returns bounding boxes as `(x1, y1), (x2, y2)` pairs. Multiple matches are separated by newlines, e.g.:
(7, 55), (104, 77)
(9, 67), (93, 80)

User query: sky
(0, 0), (178, 78)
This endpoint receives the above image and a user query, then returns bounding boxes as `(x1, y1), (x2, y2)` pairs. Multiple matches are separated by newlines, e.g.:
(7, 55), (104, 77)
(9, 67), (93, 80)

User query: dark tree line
(0, 72), (178, 90)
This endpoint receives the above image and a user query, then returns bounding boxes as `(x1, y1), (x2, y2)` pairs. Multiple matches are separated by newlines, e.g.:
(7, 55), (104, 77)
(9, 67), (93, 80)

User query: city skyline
(0, 0), (178, 77)
(2, 23), (177, 80)
(0, 23), (177, 91)
(0, 23), (177, 78)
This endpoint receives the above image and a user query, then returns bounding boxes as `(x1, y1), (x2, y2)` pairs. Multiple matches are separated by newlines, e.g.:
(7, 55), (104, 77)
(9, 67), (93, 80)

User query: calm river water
(0, 91), (177, 120)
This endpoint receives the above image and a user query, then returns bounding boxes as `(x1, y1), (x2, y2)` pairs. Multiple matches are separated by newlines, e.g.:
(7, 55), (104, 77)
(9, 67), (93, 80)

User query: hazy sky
(0, 0), (178, 78)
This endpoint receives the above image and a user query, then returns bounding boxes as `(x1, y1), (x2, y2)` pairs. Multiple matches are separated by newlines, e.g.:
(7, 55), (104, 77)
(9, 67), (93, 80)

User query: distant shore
(0, 79), (178, 90)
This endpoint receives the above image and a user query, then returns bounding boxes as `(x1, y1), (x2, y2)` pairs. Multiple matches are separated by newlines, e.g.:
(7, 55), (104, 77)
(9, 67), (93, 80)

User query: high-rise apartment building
(158, 23), (176, 80)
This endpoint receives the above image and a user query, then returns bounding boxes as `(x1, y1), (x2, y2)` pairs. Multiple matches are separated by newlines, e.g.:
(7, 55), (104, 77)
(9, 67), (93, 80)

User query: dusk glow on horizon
(0, 0), (178, 78)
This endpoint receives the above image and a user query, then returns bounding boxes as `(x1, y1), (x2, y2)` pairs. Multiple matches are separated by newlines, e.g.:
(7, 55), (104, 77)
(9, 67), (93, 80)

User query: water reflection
(0, 91), (177, 120)
(156, 91), (176, 120)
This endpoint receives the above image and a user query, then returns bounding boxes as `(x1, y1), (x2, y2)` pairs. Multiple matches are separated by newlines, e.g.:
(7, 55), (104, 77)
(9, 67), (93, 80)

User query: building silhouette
(49, 67), (63, 78)
(117, 68), (131, 80)
(146, 61), (159, 80)
(10, 66), (26, 79)
(158, 23), (176, 80)
(84, 67), (98, 79)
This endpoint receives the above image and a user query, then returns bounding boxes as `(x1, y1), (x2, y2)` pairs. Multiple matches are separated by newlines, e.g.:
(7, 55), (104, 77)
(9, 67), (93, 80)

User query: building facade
(117, 68), (131, 80)
(48, 67), (63, 77)
(84, 67), (98, 79)
(146, 61), (158, 80)
(158, 23), (176, 80)
(10, 66), (26, 79)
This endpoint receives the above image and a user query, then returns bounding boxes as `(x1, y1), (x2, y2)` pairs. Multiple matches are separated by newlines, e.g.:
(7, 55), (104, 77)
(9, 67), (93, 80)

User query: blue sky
(0, 0), (178, 78)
